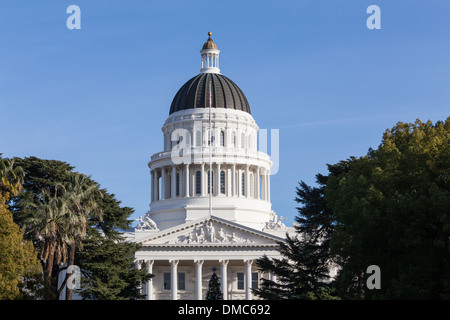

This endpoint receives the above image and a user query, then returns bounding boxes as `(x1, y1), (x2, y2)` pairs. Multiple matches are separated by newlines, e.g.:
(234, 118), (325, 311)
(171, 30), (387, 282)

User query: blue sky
(1, 1), (449, 226)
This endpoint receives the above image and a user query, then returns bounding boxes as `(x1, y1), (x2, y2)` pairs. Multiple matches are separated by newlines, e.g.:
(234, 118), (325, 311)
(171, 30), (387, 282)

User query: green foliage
(0, 155), (24, 201)
(205, 267), (223, 300)
(0, 194), (41, 300)
(10, 156), (149, 300)
(327, 118), (450, 299)
(76, 190), (152, 300)
(253, 163), (348, 300)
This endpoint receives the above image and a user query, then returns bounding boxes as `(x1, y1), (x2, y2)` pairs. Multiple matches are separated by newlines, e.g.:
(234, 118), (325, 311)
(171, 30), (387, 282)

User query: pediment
(139, 217), (284, 246)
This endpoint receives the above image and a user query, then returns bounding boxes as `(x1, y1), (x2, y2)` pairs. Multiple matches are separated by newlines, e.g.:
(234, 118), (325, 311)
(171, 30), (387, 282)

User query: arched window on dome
(195, 171), (201, 195)
(241, 133), (246, 149)
(220, 130), (225, 147)
(241, 172), (245, 196)
(176, 172), (180, 197)
(220, 171), (225, 194)
(249, 172), (254, 198)
(196, 130), (202, 147)
(185, 130), (191, 148)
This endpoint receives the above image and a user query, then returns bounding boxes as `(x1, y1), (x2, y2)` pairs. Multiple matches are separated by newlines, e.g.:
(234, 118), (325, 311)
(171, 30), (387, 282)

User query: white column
(256, 167), (260, 200)
(232, 164), (236, 197)
(135, 260), (143, 299)
(267, 172), (271, 202)
(156, 170), (160, 201)
(269, 271), (276, 283)
(227, 167), (232, 196)
(161, 168), (166, 200)
(220, 260), (229, 300)
(263, 171), (268, 201)
(185, 164), (190, 197)
(244, 259), (253, 300)
(145, 260), (154, 300)
(153, 171), (158, 201)
(245, 165), (250, 198)
(150, 171), (154, 202)
(195, 260), (204, 300)
(170, 260), (179, 300)
(171, 165), (176, 199)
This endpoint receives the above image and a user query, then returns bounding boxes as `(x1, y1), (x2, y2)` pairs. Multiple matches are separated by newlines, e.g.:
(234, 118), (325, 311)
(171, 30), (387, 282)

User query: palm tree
(0, 156), (24, 200)
(21, 188), (80, 292)
(63, 172), (103, 299)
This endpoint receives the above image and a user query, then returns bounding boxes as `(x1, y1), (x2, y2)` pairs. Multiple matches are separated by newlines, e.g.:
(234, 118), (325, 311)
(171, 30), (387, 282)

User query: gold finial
(202, 32), (217, 49)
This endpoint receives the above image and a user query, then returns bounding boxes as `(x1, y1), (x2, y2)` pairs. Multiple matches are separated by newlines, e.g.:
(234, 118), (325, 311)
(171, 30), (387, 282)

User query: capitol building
(128, 33), (295, 300)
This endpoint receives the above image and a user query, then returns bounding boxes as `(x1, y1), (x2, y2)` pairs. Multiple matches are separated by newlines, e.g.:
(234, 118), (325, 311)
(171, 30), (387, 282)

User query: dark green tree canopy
(9, 156), (151, 300)
(327, 118), (450, 299)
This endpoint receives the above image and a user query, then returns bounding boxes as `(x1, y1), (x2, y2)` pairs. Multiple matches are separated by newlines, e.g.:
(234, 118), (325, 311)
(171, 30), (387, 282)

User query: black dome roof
(169, 73), (251, 115)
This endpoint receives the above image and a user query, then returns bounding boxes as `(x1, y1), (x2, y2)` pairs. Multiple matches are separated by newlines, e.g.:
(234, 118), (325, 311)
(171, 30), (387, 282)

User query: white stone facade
(129, 33), (294, 300)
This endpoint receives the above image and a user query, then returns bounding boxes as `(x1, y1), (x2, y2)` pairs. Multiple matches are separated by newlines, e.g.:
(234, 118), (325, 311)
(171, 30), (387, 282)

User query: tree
(20, 188), (76, 296)
(63, 172), (103, 300)
(0, 155), (24, 201)
(11, 157), (74, 231)
(11, 157), (97, 298)
(76, 190), (152, 300)
(327, 118), (450, 299)
(10, 156), (151, 299)
(0, 155), (41, 300)
(0, 197), (41, 299)
(253, 163), (349, 300)
(205, 267), (223, 300)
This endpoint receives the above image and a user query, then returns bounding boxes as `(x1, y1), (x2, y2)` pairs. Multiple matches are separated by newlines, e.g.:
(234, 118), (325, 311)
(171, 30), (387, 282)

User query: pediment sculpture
(135, 214), (159, 231)
(263, 211), (286, 231)
(169, 221), (255, 244)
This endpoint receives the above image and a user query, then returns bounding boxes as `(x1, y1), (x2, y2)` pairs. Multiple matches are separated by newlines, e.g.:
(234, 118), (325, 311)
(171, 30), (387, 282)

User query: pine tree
(76, 190), (152, 300)
(253, 162), (350, 300)
(205, 267), (223, 300)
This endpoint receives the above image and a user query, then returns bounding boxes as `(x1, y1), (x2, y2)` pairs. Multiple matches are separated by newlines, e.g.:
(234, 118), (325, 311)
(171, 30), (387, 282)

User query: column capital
(219, 259), (229, 267)
(134, 259), (144, 269)
(194, 260), (204, 267)
(144, 260), (154, 268)
(244, 259), (254, 267)
(169, 259), (179, 267)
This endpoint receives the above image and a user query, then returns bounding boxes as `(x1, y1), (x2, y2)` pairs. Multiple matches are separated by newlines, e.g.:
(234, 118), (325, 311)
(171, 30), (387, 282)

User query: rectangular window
(237, 272), (244, 290)
(252, 272), (259, 289)
(220, 131), (225, 147)
(163, 272), (185, 290)
(220, 171), (225, 194)
(208, 171), (214, 194)
(163, 273), (171, 290)
(196, 171), (201, 195)
(178, 272), (185, 291)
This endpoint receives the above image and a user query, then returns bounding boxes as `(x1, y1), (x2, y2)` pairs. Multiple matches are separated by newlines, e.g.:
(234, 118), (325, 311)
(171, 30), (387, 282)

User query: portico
(133, 216), (285, 300)
(136, 258), (269, 300)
